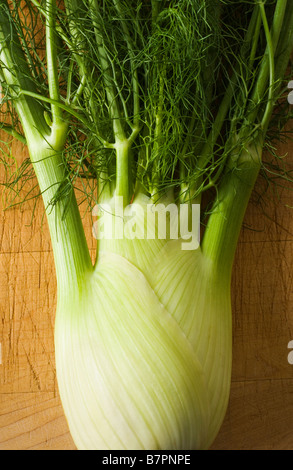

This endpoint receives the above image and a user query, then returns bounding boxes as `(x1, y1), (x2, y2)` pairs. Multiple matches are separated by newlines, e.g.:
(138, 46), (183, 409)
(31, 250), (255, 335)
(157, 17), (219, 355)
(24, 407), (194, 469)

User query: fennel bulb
(55, 192), (231, 450)
(0, 0), (293, 450)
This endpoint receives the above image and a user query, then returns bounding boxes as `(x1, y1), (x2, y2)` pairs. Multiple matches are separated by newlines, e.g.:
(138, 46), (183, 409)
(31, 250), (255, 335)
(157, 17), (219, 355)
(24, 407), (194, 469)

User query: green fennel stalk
(0, 0), (293, 450)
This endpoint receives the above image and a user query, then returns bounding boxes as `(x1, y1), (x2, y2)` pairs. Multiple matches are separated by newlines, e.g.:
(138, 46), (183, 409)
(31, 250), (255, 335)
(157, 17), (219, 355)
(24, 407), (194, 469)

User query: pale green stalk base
(55, 195), (232, 451)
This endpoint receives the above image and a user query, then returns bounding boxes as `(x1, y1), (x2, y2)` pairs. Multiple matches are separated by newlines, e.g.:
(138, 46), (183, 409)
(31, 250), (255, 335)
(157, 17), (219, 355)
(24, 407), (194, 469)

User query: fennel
(0, 0), (293, 450)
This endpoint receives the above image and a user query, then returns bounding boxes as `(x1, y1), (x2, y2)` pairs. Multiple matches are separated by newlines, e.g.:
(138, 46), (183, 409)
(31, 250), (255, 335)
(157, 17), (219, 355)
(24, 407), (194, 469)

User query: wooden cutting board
(1, 135), (293, 450)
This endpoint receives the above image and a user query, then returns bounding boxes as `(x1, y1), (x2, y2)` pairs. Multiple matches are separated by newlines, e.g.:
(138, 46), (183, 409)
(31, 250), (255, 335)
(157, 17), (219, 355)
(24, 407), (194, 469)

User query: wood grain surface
(1, 134), (293, 450)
